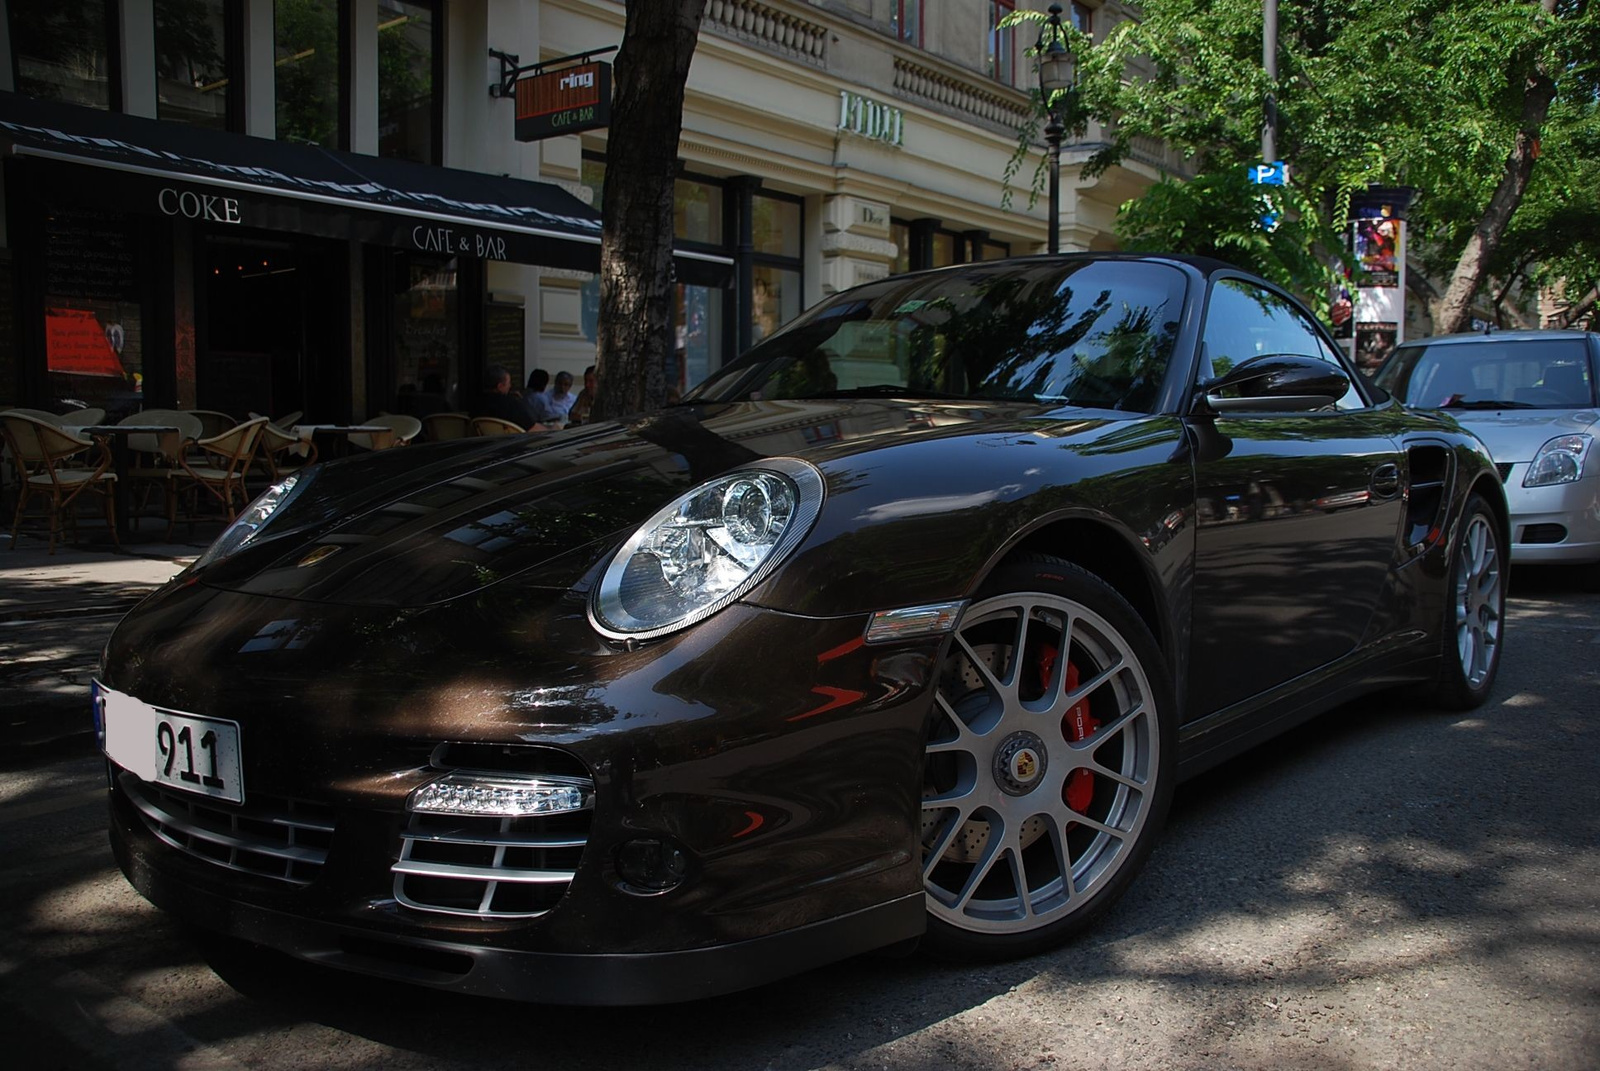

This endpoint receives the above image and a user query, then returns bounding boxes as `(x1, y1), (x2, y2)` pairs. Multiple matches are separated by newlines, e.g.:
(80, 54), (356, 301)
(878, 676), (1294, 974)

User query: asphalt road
(1, 569), (1595, 1071)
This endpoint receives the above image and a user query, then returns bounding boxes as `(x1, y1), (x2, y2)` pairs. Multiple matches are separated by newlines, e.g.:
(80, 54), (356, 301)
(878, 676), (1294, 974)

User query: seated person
(531, 370), (578, 424)
(470, 365), (539, 428)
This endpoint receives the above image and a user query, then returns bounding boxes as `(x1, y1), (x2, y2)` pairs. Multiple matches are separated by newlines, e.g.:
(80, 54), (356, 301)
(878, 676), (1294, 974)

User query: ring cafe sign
(491, 46), (616, 142)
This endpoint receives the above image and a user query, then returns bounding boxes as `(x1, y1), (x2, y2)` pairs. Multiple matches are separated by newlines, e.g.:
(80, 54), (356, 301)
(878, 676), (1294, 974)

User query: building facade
(0, 0), (1171, 422)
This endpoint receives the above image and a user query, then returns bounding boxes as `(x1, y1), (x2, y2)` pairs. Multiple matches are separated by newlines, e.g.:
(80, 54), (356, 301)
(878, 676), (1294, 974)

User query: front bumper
(112, 809), (923, 1004)
(101, 580), (942, 1001)
(1501, 468), (1600, 565)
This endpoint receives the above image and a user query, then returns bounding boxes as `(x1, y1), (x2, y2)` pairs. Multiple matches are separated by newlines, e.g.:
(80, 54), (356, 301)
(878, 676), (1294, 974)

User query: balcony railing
(892, 56), (1033, 131)
(703, 0), (827, 65)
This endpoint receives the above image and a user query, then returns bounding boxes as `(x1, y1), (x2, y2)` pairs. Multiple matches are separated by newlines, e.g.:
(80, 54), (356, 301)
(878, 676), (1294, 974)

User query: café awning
(0, 91), (731, 284)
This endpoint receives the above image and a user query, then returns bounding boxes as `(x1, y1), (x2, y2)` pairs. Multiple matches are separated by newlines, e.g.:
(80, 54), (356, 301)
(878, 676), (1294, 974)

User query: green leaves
(1004, 0), (1600, 321)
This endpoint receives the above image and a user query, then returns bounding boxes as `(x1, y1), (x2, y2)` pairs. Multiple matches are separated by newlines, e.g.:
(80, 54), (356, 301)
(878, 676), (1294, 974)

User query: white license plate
(97, 682), (245, 804)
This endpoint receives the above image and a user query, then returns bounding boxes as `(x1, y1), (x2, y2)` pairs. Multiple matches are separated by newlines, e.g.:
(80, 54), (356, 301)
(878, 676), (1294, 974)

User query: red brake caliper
(1041, 645), (1099, 813)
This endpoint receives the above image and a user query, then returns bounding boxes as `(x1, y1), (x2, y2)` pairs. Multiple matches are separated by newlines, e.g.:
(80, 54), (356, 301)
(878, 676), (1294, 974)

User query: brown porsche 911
(97, 254), (1506, 1003)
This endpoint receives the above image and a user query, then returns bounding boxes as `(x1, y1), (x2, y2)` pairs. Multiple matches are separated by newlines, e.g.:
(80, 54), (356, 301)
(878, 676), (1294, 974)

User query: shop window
(10, 0), (118, 110)
(581, 156), (606, 210)
(891, 1), (921, 47)
(392, 252), (459, 411)
(890, 221), (911, 275)
(931, 231), (958, 268)
(987, 0), (1016, 85)
(752, 266), (801, 346)
(275, 0), (346, 148)
(155, 0), (235, 131)
(674, 285), (724, 397)
(42, 208), (143, 416)
(675, 179), (723, 245)
(378, 0), (439, 164)
(753, 195), (802, 259)
(976, 240), (1011, 262)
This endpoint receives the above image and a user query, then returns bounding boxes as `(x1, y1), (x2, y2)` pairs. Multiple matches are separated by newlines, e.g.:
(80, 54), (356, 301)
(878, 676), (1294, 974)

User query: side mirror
(1198, 353), (1350, 414)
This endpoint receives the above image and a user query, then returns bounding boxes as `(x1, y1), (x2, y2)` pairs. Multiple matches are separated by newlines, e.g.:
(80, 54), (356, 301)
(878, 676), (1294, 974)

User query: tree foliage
(1012, 0), (1600, 328)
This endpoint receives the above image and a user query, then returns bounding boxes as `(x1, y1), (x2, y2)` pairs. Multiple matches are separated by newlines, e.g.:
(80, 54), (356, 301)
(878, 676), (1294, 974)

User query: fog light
(615, 837), (688, 892)
(408, 772), (591, 817)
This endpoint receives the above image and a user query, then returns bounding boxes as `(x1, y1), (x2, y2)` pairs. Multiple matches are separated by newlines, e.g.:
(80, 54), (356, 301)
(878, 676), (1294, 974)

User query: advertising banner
(515, 62), (612, 142)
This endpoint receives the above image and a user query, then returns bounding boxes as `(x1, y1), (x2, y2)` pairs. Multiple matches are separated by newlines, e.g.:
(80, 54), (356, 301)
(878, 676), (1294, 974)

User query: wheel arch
(1468, 471), (1511, 550)
(986, 515), (1173, 662)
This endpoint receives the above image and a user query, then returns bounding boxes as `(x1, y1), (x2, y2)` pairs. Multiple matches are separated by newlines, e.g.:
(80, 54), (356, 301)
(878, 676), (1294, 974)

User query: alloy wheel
(1455, 512), (1503, 688)
(921, 591), (1161, 935)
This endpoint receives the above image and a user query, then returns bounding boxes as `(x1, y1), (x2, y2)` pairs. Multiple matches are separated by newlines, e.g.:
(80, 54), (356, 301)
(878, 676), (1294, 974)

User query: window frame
(154, 0), (245, 132)
(8, 0), (123, 112)
(891, 0), (922, 47)
(376, 0), (445, 165)
(987, 0), (1017, 86)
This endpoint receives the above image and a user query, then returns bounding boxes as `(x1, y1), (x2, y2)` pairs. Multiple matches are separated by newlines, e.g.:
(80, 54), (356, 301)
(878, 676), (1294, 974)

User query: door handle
(1370, 462), (1402, 500)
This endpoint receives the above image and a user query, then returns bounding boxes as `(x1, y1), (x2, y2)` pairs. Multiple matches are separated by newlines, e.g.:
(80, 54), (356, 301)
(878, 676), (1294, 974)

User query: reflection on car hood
(195, 398), (1057, 608)
(1445, 408), (1600, 463)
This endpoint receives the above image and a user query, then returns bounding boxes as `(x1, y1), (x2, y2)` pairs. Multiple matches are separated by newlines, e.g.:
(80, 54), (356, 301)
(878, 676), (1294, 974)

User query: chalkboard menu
(486, 302), (525, 370)
(44, 208), (140, 302)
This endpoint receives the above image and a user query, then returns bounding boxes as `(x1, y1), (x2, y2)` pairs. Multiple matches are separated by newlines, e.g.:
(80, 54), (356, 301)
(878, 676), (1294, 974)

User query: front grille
(1522, 522), (1567, 545)
(393, 809), (589, 918)
(1495, 462), (1515, 482)
(118, 770), (335, 885)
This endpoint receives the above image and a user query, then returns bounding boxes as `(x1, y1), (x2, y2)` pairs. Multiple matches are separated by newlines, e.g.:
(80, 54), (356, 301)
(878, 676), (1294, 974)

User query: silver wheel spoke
(952, 818), (1008, 911)
(922, 587), (1162, 938)
(1063, 657), (1125, 709)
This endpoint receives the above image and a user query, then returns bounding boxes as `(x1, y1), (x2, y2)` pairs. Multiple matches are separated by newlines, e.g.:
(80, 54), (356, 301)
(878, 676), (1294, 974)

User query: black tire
(1427, 493), (1506, 710)
(920, 556), (1176, 960)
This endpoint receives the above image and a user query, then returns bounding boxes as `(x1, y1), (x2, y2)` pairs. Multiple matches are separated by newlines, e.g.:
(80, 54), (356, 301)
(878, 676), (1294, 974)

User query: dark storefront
(0, 91), (734, 421)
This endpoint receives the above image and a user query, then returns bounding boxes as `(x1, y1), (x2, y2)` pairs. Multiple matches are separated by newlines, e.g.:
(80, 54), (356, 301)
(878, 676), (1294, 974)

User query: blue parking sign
(1248, 161), (1289, 186)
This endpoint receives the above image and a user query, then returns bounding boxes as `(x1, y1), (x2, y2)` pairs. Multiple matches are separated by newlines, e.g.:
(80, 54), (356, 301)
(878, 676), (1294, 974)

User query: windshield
(1374, 338), (1597, 410)
(686, 260), (1188, 412)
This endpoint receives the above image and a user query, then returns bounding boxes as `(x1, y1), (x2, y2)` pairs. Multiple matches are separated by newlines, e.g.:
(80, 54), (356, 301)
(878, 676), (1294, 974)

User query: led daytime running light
(408, 772), (593, 817)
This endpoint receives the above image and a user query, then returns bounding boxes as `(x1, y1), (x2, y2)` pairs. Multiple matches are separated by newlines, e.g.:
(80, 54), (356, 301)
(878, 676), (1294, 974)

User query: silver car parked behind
(1375, 329), (1600, 586)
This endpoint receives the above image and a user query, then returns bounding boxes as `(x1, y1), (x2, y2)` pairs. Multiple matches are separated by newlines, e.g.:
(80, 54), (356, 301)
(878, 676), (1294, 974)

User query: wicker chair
(188, 409), (238, 441)
(349, 413), (422, 450)
(2, 412), (118, 554)
(175, 416), (268, 536)
(422, 411), (473, 441)
(121, 410), (204, 533)
(58, 407), (107, 428)
(253, 421), (318, 490)
(470, 416), (527, 436)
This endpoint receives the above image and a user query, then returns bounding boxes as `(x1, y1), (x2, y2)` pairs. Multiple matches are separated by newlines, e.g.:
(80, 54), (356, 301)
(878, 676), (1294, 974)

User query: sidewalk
(0, 532), (209, 758)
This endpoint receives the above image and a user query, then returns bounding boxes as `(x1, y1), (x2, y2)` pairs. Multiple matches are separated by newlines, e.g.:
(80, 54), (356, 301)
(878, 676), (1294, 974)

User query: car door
(1186, 277), (1406, 720)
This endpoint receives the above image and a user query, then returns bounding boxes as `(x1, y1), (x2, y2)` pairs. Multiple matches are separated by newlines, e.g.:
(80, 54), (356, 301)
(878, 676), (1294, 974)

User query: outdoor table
(291, 424), (394, 461)
(79, 424), (181, 543)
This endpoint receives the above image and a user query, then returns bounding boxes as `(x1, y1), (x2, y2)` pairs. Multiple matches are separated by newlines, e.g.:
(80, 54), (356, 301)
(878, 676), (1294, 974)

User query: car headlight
(192, 470), (313, 569)
(1523, 434), (1593, 487)
(591, 458), (825, 640)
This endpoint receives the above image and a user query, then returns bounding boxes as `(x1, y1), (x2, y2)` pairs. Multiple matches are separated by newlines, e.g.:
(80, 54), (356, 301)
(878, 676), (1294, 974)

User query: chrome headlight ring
(589, 457), (826, 642)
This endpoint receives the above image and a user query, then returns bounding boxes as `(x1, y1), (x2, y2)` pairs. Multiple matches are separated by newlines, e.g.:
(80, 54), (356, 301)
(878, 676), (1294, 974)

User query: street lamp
(1036, 4), (1077, 255)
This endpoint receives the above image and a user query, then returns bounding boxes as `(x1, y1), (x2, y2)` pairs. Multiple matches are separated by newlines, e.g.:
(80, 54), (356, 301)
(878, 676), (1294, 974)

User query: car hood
(1441, 408), (1600, 463)
(191, 398), (1064, 608)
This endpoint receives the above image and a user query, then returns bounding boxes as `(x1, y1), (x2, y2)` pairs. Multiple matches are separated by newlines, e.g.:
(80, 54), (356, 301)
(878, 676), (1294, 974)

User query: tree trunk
(1431, 0), (1558, 336)
(591, 1), (707, 421)
(1558, 282), (1599, 329)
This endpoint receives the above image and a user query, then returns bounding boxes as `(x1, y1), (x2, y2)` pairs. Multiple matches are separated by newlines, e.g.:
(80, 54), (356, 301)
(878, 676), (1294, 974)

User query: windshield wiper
(1438, 399), (1534, 410)
(807, 384), (968, 400)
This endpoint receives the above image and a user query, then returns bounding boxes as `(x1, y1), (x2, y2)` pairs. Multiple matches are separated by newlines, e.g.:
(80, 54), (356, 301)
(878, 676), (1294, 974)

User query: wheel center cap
(994, 731), (1048, 796)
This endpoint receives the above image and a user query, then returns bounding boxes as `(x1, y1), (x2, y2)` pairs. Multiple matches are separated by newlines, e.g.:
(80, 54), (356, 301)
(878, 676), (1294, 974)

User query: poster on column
(1354, 217), (1400, 287)
(1355, 322), (1398, 378)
